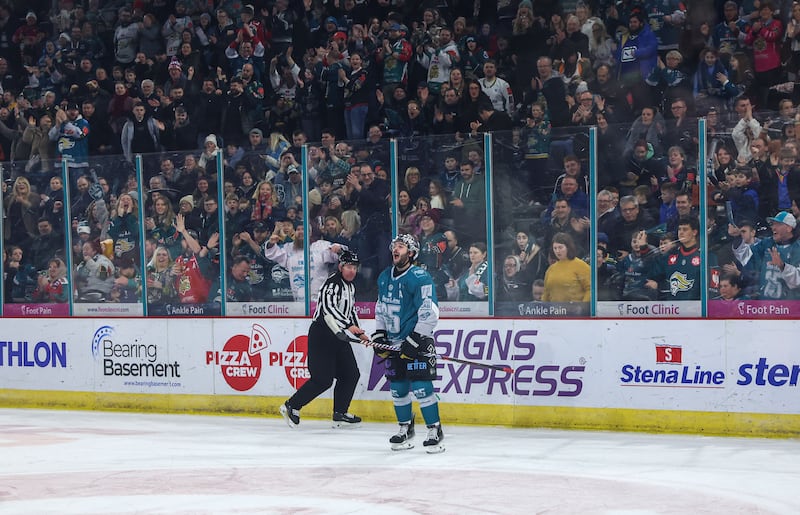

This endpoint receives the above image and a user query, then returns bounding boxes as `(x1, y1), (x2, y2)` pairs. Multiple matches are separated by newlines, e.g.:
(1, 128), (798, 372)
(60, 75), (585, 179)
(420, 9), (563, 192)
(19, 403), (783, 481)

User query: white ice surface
(1, 408), (799, 514)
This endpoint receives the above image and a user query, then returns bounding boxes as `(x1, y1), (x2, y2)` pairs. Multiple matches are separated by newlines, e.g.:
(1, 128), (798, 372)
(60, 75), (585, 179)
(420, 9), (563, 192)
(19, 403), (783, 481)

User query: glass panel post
(484, 132), (495, 317)
(216, 151), (227, 315)
(135, 154), (148, 316)
(589, 126), (597, 317)
(698, 118), (708, 317)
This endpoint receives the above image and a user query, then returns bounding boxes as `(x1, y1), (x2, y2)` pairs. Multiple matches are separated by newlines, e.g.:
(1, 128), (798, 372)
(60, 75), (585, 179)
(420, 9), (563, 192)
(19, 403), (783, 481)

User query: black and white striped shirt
(313, 272), (359, 332)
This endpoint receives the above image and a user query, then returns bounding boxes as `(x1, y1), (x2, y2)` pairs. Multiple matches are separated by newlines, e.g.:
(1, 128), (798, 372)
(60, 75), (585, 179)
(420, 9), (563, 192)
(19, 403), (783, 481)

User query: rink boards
(0, 318), (797, 437)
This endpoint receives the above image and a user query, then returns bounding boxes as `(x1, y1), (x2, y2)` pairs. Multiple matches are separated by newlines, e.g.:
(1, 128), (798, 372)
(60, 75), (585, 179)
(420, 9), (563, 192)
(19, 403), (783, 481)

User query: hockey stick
(435, 355), (515, 374)
(348, 335), (515, 374)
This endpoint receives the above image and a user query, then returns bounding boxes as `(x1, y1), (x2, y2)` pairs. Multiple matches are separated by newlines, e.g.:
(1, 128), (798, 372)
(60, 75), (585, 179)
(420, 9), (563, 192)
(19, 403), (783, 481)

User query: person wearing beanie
(164, 57), (189, 97)
(13, 12), (42, 51)
(178, 195), (203, 233)
(180, 195), (195, 210)
(198, 133), (220, 170)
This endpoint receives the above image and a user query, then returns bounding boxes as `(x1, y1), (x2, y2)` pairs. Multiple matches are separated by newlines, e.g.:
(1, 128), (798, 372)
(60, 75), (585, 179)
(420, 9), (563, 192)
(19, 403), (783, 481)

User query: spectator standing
(416, 209), (449, 300)
(644, 0), (686, 57)
(663, 98), (699, 159)
(542, 232), (591, 302)
(341, 51), (371, 140)
(172, 214), (215, 304)
(139, 13), (164, 58)
(342, 162), (390, 288)
(616, 10), (658, 110)
(162, 106), (199, 152)
(226, 40), (265, 83)
(531, 56), (570, 128)
(49, 102), (90, 176)
(743, 1), (783, 109)
(449, 160), (486, 246)
(478, 60), (514, 116)
(209, 9), (238, 70)
(162, 2), (194, 58)
(108, 82), (136, 134)
(376, 23), (413, 99)
(19, 113), (56, 187)
(417, 26), (460, 96)
(646, 51), (692, 114)
(121, 102), (164, 163)
(713, 1), (748, 57)
(107, 192), (140, 265)
(195, 78), (225, 140)
(5, 177), (39, 250)
(220, 77), (252, 147)
(113, 6), (140, 67)
(731, 97), (762, 163)
(145, 196), (181, 260)
(758, 148), (800, 219)
(80, 101), (115, 156)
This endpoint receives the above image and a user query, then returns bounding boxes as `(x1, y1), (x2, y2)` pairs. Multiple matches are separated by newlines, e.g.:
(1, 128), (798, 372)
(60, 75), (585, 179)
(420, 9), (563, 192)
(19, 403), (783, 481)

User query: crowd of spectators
(2, 0), (800, 309)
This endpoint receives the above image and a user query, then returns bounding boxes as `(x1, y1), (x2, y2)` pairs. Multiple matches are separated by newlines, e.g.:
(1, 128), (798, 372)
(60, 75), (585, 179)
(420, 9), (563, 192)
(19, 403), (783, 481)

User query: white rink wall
(0, 318), (797, 436)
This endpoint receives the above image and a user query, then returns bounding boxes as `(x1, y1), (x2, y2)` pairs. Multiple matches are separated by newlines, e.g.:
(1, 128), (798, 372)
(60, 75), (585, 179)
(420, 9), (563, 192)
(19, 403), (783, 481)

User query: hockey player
(280, 251), (368, 428)
(373, 234), (445, 453)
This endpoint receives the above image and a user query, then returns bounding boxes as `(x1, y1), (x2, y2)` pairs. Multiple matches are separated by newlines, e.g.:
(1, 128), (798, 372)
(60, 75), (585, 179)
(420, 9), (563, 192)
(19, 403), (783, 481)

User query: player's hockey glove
(400, 332), (433, 360)
(371, 330), (391, 358)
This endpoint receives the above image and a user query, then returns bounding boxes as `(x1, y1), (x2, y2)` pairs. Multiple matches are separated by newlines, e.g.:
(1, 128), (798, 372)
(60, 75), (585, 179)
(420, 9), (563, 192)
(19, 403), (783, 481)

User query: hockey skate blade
(391, 441), (414, 451)
(424, 443), (445, 454)
(332, 421), (361, 429)
(279, 404), (298, 429)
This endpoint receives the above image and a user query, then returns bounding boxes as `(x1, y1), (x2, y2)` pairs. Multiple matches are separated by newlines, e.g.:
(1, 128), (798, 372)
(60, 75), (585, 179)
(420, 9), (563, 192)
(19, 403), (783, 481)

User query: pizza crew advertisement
(208, 323), (310, 392)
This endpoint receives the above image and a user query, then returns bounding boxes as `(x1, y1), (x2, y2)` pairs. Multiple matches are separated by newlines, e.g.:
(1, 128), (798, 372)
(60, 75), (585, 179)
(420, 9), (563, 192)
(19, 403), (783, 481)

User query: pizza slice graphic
(248, 323), (271, 356)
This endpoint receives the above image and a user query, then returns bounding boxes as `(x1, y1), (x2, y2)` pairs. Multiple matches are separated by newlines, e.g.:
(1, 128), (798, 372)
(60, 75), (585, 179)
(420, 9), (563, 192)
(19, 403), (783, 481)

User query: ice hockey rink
(1, 408), (798, 514)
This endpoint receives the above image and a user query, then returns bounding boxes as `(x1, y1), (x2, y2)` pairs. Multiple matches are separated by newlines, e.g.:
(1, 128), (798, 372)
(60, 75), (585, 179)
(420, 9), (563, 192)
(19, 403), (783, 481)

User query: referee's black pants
(287, 321), (360, 414)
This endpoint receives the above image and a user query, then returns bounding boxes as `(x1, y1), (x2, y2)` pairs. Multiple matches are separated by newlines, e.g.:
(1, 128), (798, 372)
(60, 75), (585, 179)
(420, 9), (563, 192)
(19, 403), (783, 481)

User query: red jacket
(744, 18), (783, 72)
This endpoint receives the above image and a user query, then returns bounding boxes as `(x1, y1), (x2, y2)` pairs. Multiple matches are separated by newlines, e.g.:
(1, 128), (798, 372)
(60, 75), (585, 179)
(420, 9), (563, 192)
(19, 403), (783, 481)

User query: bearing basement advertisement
(94, 319), (213, 393)
(0, 319), (796, 415)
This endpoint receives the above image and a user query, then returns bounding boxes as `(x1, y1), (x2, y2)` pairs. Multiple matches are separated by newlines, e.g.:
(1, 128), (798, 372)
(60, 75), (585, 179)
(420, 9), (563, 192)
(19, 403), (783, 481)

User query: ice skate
(423, 423), (445, 454)
(279, 401), (300, 428)
(390, 414), (415, 451)
(332, 411), (361, 428)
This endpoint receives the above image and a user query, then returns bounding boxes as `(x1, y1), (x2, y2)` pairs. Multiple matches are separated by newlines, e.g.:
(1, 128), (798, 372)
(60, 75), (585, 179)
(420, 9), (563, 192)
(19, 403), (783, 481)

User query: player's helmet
(389, 234), (419, 256)
(339, 250), (360, 265)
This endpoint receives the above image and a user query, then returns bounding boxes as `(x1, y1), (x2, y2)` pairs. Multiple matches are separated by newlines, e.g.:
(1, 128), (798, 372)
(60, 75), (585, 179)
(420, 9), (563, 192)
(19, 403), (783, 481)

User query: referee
(280, 250), (369, 428)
